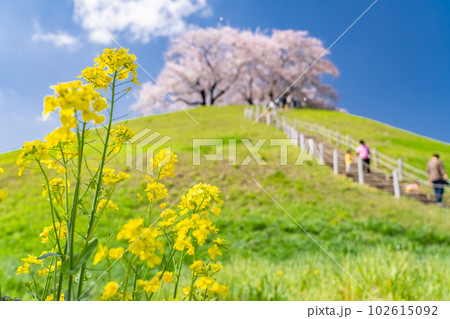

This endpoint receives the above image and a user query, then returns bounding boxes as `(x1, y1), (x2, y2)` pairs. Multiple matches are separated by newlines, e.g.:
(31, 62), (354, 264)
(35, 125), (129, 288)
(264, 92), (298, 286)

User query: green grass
(0, 105), (448, 300)
(284, 108), (450, 170)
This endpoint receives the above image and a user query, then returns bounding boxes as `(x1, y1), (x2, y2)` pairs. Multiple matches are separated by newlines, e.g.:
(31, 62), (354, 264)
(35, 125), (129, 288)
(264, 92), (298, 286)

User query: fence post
(393, 169), (401, 198)
(358, 158), (364, 184)
(308, 139), (314, 157)
(305, 121), (310, 133)
(314, 123), (319, 136)
(266, 113), (271, 125)
(346, 135), (350, 150)
(398, 158), (403, 181)
(254, 106), (260, 121)
(336, 132), (341, 148)
(373, 148), (378, 169)
(333, 149), (339, 175)
(293, 129), (299, 146)
(329, 129), (333, 143)
(319, 143), (324, 161)
(275, 117), (280, 130)
(294, 119), (299, 129)
(300, 134), (305, 150)
(290, 127), (296, 143)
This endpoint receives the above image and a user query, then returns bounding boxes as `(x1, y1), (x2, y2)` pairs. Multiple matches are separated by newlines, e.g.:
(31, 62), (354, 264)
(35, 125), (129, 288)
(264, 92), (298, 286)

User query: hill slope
(0, 105), (448, 300)
(284, 108), (450, 170)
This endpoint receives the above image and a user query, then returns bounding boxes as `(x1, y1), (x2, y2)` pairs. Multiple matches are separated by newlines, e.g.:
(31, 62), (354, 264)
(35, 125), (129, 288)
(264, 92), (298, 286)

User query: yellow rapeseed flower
(210, 283), (230, 298)
(99, 282), (119, 300)
(109, 124), (135, 153)
(16, 262), (30, 275)
(93, 48), (140, 85)
(207, 244), (222, 260)
(137, 277), (160, 294)
(38, 269), (50, 277)
(0, 189), (7, 202)
(149, 149), (177, 180)
(102, 168), (130, 186)
(45, 293), (64, 301)
(182, 286), (191, 297)
(156, 271), (174, 283)
(195, 277), (213, 290)
(97, 199), (119, 212)
(108, 247), (124, 260)
(93, 244), (108, 265)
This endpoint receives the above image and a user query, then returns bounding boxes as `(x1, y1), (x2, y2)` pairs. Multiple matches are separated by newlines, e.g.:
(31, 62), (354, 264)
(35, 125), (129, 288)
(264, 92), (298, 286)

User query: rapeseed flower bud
(97, 199), (119, 212)
(102, 168), (130, 186)
(149, 149), (177, 180)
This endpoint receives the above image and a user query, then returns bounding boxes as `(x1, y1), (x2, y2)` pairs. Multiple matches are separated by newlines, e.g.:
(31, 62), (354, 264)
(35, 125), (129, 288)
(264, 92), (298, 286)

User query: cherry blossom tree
(132, 26), (340, 114)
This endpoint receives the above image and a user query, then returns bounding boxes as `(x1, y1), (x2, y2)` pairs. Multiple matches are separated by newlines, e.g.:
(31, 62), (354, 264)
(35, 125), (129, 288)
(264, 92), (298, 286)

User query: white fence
(244, 106), (448, 200)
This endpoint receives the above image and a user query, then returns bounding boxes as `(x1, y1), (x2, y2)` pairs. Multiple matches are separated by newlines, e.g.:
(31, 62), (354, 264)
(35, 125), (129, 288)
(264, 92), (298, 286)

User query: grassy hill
(0, 105), (449, 300)
(284, 108), (450, 170)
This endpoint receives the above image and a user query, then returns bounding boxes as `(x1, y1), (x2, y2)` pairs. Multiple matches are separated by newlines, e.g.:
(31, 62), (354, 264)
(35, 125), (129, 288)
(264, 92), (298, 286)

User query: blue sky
(1, 0), (449, 152)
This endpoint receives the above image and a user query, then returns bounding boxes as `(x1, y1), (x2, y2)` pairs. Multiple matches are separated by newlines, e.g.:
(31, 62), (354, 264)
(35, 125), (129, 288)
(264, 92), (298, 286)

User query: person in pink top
(356, 140), (371, 173)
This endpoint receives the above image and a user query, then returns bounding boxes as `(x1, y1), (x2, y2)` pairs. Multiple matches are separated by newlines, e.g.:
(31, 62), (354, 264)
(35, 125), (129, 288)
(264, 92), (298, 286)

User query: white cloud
(32, 22), (80, 48)
(73, 0), (209, 44)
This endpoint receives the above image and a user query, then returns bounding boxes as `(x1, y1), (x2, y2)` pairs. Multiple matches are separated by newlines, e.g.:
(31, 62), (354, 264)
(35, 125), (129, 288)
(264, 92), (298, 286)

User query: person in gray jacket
(427, 154), (448, 204)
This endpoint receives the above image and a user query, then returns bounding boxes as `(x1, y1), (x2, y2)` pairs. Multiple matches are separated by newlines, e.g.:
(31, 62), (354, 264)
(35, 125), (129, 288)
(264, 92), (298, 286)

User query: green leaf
(76, 238), (98, 266)
(62, 239), (98, 276)
(37, 252), (61, 260)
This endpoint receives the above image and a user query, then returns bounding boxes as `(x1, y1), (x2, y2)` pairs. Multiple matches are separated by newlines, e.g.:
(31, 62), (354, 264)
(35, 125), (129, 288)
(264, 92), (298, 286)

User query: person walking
(345, 149), (353, 175)
(427, 154), (448, 204)
(356, 140), (371, 173)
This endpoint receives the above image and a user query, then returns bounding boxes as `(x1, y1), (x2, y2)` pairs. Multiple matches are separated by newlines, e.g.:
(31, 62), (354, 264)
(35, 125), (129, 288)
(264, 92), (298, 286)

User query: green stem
(173, 251), (186, 298)
(76, 72), (118, 299)
(122, 256), (136, 300)
(37, 161), (63, 255)
(67, 121), (87, 301)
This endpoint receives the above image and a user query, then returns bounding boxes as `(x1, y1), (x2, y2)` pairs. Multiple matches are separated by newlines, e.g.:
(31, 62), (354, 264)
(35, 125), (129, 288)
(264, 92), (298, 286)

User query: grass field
(0, 105), (449, 300)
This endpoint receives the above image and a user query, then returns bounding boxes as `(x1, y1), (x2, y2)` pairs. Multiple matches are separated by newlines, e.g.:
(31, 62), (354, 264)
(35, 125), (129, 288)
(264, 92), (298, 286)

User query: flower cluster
(116, 218), (164, 268)
(97, 199), (119, 212)
(43, 81), (108, 137)
(95, 149), (229, 301)
(92, 48), (140, 85)
(16, 252), (61, 277)
(102, 168), (130, 186)
(109, 124), (135, 153)
(39, 221), (67, 244)
(99, 282), (131, 301)
(16, 130), (76, 176)
(42, 178), (70, 205)
(149, 149), (177, 179)
(13, 47), (142, 302)
(93, 244), (124, 265)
